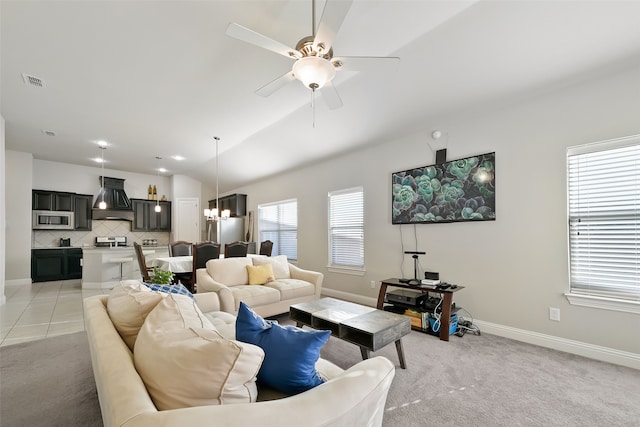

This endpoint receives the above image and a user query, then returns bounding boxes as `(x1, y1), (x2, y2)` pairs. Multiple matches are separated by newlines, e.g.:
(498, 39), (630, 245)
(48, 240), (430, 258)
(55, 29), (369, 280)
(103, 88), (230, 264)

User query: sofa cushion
(264, 278), (315, 300)
(235, 302), (330, 395)
(252, 255), (290, 279)
(203, 311), (237, 340)
(246, 263), (275, 285)
(134, 294), (265, 410)
(206, 257), (253, 286)
(143, 282), (194, 299)
(229, 286), (281, 312)
(107, 280), (164, 351)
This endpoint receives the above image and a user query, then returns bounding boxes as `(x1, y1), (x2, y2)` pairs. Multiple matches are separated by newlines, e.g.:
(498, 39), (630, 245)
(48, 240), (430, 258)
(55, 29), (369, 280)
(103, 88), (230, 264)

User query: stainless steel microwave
(32, 210), (75, 230)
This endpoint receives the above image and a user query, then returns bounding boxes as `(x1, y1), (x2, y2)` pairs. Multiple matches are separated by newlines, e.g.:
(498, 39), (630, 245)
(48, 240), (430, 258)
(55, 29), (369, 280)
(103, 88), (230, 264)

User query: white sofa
(196, 255), (323, 317)
(84, 290), (396, 427)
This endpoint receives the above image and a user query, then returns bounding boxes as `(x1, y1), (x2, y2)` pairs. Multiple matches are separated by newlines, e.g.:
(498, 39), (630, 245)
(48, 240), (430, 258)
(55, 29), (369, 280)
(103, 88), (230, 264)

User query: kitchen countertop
(31, 246), (84, 250)
(82, 246), (167, 252)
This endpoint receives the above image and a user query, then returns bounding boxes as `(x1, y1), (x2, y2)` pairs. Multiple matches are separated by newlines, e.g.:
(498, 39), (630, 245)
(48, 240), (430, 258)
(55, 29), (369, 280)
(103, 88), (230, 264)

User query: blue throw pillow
(144, 282), (194, 300)
(235, 302), (331, 395)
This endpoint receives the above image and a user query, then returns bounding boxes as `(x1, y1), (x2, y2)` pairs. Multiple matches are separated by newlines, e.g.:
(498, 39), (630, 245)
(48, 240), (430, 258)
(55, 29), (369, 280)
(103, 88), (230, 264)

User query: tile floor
(0, 280), (110, 347)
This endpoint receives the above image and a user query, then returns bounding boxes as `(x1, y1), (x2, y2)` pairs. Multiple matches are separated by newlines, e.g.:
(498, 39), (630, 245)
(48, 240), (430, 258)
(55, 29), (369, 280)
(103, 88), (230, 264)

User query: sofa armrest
(122, 356), (395, 427)
(195, 268), (236, 313)
(289, 264), (324, 298)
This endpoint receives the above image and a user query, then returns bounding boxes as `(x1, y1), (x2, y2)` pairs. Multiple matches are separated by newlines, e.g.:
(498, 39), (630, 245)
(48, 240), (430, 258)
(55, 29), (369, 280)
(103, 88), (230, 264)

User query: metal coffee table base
(290, 297), (411, 369)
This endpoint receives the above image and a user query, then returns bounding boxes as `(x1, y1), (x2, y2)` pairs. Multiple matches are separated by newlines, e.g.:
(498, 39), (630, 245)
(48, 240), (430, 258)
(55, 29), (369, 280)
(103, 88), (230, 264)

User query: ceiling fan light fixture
(292, 56), (336, 90)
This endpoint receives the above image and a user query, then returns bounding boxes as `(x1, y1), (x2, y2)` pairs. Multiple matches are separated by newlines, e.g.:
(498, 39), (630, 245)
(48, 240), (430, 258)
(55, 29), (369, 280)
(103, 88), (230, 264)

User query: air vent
(41, 130), (56, 137)
(22, 73), (44, 87)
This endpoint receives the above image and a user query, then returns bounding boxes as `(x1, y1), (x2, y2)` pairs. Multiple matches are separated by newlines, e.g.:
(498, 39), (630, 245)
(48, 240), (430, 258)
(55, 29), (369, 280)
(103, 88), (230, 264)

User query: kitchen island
(82, 246), (168, 289)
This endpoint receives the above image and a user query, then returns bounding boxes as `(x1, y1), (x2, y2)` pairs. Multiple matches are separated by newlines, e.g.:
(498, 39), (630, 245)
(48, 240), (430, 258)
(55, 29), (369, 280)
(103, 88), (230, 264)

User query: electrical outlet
(549, 307), (561, 321)
(370, 280), (376, 289)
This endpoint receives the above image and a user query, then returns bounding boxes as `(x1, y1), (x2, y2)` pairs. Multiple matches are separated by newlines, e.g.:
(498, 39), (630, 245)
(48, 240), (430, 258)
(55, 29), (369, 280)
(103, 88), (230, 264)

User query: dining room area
(137, 240), (274, 293)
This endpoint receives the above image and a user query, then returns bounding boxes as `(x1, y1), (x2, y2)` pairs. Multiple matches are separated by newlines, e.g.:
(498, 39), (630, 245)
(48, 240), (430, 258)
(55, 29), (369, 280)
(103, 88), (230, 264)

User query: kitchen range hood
(93, 176), (134, 221)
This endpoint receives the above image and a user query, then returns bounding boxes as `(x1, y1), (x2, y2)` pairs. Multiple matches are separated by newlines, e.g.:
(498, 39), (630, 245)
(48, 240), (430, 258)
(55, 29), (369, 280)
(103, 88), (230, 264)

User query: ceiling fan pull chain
(311, 89), (316, 128)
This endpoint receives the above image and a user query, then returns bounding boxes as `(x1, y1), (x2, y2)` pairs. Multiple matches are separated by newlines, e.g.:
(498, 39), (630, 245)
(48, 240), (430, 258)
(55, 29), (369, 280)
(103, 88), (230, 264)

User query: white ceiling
(3, 0), (640, 192)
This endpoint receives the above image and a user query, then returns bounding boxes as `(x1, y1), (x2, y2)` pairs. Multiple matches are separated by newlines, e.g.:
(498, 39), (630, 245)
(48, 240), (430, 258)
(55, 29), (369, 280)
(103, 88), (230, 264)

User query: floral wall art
(392, 152), (496, 224)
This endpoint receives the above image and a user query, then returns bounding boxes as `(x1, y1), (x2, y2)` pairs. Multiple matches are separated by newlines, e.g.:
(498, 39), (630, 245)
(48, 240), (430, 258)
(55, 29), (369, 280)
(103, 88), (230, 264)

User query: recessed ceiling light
(158, 168), (168, 173)
(94, 157), (105, 164)
(96, 140), (108, 148)
(172, 155), (185, 161)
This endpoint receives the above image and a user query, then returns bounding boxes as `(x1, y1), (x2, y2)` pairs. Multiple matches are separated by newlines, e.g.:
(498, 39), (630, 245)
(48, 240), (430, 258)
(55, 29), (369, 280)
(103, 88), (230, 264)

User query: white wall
(233, 61), (640, 358)
(32, 159), (172, 200)
(0, 115), (5, 302)
(4, 150), (33, 283)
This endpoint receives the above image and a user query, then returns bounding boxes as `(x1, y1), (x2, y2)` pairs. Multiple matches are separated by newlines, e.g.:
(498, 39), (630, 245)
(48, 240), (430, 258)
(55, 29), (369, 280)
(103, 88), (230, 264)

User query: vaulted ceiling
(3, 1), (640, 191)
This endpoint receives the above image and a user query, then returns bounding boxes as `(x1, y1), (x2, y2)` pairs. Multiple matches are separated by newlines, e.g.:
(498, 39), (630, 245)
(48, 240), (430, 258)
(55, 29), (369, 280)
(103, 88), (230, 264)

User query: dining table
(151, 255), (193, 273)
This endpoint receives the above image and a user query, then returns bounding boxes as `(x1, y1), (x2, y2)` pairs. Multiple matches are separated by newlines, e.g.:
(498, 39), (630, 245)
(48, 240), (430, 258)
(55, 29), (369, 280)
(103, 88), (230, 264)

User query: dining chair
(133, 242), (153, 282)
(259, 240), (273, 256)
(168, 240), (193, 257)
(191, 241), (221, 291)
(224, 241), (249, 258)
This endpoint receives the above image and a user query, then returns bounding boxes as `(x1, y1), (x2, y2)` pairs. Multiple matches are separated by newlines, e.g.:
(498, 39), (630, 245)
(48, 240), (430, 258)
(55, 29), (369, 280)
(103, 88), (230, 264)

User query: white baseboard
(5, 278), (32, 286)
(321, 288), (640, 371)
(473, 320), (640, 371)
(82, 281), (117, 290)
(322, 288), (378, 307)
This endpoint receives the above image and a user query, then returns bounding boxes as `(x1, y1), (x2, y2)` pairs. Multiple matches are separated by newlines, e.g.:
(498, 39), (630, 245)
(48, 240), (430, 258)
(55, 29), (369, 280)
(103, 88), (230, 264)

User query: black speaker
(436, 149), (447, 164)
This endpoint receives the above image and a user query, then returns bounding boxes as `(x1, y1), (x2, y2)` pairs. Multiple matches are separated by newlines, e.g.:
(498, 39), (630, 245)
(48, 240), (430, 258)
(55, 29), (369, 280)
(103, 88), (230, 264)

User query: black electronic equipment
(404, 251), (426, 255)
(422, 296), (442, 312)
(386, 289), (428, 307)
(424, 271), (439, 280)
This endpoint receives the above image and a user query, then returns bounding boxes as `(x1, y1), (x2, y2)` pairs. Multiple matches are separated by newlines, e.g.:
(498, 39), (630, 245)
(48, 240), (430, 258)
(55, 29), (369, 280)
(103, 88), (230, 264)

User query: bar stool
(109, 256), (133, 281)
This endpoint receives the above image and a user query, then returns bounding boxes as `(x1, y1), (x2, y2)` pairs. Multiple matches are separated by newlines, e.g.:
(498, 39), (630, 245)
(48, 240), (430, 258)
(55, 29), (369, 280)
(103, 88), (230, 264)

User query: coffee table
(290, 297), (411, 369)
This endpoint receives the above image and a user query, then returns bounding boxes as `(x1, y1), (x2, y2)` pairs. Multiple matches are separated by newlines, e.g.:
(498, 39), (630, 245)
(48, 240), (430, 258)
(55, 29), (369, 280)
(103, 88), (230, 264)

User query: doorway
(174, 198), (200, 243)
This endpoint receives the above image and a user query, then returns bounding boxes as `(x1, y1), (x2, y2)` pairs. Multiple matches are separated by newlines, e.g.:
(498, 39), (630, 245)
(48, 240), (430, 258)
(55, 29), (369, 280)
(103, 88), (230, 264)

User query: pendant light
(154, 156), (162, 213)
(98, 145), (107, 209)
(204, 136), (230, 240)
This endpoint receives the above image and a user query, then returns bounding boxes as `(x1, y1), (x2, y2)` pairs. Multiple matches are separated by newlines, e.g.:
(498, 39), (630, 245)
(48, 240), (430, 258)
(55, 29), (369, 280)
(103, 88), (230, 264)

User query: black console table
(378, 278), (464, 342)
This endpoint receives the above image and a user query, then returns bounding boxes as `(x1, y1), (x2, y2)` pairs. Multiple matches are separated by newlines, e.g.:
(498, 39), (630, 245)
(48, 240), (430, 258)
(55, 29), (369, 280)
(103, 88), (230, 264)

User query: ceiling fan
(226, 0), (399, 109)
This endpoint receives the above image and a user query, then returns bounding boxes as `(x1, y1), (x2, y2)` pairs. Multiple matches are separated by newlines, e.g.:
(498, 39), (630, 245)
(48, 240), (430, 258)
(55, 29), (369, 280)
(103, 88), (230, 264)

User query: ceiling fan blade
(333, 56), (400, 72)
(226, 22), (300, 59)
(321, 81), (343, 110)
(255, 71), (296, 97)
(313, 0), (354, 54)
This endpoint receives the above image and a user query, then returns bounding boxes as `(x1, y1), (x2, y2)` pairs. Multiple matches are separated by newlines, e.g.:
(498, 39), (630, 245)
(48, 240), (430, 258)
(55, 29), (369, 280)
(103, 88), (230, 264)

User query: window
(328, 187), (364, 273)
(566, 135), (640, 314)
(258, 199), (297, 261)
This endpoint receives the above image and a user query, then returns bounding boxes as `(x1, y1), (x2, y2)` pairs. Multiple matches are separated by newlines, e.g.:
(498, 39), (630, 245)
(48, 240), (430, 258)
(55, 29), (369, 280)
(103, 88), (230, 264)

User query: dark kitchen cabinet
(32, 190), (75, 211)
(31, 248), (83, 282)
(131, 199), (171, 232)
(74, 194), (93, 230)
(208, 193), (246, 217)
(33, 190), (92, 230)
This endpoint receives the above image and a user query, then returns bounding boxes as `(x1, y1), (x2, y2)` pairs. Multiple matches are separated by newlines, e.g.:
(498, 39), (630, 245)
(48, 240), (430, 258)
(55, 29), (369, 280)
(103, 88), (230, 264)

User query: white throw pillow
(252, 255), (290, 279)
(107, 280), (164, 351)
(134, 294), (264, 410)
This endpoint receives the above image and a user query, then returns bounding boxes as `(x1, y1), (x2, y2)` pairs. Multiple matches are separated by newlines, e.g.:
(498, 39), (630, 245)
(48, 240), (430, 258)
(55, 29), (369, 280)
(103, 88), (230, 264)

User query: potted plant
(149, 267), (174, 285)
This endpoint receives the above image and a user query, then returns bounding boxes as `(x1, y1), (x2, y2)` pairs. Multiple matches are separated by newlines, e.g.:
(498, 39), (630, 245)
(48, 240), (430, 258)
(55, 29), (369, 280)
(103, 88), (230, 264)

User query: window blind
(567, 137), (640, 301)
(328, 187), (364, 268)
(258, 199), (297, 261)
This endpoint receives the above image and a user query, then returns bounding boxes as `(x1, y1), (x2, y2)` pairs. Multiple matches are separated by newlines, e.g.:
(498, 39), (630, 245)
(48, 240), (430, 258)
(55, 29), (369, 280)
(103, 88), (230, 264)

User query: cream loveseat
(84, 283), (395, 427)
(196, 255), (322, 317)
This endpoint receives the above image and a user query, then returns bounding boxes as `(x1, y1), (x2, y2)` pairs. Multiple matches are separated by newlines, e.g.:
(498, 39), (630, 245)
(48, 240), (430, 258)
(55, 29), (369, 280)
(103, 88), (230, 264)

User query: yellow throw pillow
(246, 263), (275, 285)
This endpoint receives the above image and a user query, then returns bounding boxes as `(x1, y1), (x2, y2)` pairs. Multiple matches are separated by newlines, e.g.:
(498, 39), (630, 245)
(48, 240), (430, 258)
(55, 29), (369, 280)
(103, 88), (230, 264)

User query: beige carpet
(1, 325), (639, 426)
